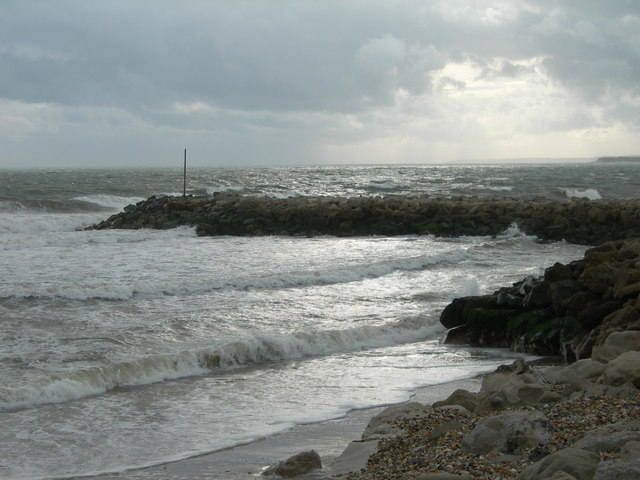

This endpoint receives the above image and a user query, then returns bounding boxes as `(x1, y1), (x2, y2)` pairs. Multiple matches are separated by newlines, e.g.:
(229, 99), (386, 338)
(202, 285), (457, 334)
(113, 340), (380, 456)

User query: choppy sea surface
(1, 163), (637, 479)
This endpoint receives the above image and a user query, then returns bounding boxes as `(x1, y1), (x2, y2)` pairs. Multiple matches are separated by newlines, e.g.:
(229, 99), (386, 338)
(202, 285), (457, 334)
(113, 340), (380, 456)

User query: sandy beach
(75, 377), (484, 480)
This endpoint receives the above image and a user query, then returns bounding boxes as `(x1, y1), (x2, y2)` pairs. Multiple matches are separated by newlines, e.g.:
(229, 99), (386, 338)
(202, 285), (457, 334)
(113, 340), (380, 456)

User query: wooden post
(183, 148), (187, 197)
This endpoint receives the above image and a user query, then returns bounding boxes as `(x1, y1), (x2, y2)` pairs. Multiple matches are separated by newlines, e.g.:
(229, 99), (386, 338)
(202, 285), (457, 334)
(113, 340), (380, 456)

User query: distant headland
(596, 155), (640, 163)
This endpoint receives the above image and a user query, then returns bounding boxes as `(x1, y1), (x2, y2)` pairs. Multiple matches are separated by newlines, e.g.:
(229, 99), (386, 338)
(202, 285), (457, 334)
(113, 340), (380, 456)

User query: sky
(1, 0), (639, 168)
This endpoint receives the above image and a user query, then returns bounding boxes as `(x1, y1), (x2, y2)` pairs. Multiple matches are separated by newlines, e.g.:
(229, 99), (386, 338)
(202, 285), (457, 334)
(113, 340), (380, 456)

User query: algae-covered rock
(441, 238), (640, 360)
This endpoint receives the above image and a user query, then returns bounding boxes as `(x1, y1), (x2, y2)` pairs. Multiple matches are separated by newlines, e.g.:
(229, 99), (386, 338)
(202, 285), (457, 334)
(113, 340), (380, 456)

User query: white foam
(0, 353), (209, 411)
(72, 195), (145, 210)
(0, 212), (105, 234)
(0, 245), (472, 301)
(364, 182), (406, 191)
(562, 188), (602, 200)
(461, 277), (481, 296)
(497, 222), (537, 240)
(214, 317), (440, 368)
(0, 318), (440, 411)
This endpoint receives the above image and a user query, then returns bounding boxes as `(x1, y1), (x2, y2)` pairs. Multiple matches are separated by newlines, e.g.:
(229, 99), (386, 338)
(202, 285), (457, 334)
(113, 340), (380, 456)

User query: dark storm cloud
(0, 1), (444, 114)
(0, 0), (639, 166)
(1, 1), (638, 113)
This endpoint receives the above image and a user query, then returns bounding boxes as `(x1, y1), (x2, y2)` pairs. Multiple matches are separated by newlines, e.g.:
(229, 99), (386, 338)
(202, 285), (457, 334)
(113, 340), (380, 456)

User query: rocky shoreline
(334, 355), (640, 480)
(262, 239), (640, 479)
(89, 194), (640, 245)
(441, 239), (640, 363)
(89, 196), (640, 479)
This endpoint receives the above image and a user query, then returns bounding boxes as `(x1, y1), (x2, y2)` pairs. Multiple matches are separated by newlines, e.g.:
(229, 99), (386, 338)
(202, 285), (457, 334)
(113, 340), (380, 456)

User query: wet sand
(78, 377), (482, 480)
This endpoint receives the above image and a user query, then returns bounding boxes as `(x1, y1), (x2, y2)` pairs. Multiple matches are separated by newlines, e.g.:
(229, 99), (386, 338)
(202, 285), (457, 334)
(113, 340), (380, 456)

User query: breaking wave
(1, 246), (473, 301)
(561, 188), (602, 200)
(72, 195), (145, 210)
(0, 317), (440, 411)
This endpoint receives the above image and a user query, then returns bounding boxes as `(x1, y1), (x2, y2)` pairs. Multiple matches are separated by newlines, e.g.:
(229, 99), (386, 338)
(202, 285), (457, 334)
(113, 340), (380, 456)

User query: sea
(1, 162), (638, 480)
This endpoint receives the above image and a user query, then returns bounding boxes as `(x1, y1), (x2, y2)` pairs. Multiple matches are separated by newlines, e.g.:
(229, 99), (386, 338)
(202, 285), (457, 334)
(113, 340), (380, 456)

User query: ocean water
(0, 163), (637, 480)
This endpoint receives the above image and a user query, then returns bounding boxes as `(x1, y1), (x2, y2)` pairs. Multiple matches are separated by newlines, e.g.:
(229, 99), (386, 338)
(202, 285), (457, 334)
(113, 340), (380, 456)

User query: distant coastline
(596, 155), (640, 163)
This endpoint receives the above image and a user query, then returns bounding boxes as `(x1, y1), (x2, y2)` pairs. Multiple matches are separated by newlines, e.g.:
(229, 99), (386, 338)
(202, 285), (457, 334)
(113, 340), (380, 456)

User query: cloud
(0, 0), (639, 167)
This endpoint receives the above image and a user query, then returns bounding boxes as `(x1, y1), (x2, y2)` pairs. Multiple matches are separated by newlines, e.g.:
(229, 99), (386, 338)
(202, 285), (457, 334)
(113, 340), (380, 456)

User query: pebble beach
(343, 374), (640, 480)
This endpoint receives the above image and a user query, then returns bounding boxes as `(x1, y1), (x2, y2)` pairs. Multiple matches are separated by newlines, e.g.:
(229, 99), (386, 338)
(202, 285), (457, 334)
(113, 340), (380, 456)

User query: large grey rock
(591, 344), (627, 364)
(562, 379), (639, 399)
(621, 440), (640, 460)
(461, 410), (551, 454)
(603, 351), (640, 387)
(539, 365), (566, 384)
(555, 359), (607, 384)
(261, 450), (322, 477)
(432, 389), (480, 413)
(480, 372), (538, 394)
(516, 447), (599, 480)
(362, 402), (431, 439)
(595, 459), (640, 480)
(329, 440), (378, 476)
(603, 330), (640, 351)
(476, 372), (555, 411)
(572, 421), (640, 452)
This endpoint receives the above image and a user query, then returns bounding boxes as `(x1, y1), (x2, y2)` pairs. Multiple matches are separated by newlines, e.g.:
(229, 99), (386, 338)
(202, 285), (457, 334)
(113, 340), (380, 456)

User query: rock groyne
(441, 238), (640, 362)
(89, 194), (640, 245)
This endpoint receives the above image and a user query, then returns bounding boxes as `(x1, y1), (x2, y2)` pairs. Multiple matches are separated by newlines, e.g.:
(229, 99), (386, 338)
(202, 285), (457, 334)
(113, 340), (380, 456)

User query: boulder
(516, 447), (599, 480)
(621, 440), (640, 460)
(571, 421), (640, 452)
(594, 459), (640, 480)
(432, 389), (480, 413)
(461, 410), (551, 454)
(548, 280), (584, 315)
(523, 281), (551, 309)
(555, 359), (607, 384)
(591, 344), (628, 364)
(539, 365), (568, 384)
(576, 302), (622, 330)
(261, 450), (322, 477)
(603, 330), (640, 351)
(592, 330), (640, 363)
(362, 402), (432, 439)
(476, 372), (557, 410)
(439, 295), (498, 329)
(602, 351), (640, 387)
(597, 307), (640, 342)
(561, 379), (639, 399)
(329, 440), (379, 476)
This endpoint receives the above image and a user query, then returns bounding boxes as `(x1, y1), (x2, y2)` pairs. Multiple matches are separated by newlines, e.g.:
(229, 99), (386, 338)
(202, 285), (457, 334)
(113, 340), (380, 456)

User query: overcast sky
(1, 1), (639, 167)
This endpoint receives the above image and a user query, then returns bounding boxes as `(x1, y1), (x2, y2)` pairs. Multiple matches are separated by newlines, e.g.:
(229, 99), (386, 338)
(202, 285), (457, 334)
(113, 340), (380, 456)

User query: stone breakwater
(440, 238), (640, 363)
(89, 194), (640, 244)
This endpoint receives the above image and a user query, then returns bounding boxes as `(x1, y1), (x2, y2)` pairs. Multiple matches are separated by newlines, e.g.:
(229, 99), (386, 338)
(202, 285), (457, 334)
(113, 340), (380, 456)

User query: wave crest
(0, 318), (440, 411)
(72, 195), (145, 210)
(562, 188), (602, 200)
(2, 245), (472, 301)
